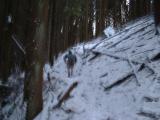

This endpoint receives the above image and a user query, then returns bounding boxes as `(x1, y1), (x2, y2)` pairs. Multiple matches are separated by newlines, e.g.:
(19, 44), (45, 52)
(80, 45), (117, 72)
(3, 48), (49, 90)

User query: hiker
(64, 50), (77, 77)
(154, 0), (160, 35)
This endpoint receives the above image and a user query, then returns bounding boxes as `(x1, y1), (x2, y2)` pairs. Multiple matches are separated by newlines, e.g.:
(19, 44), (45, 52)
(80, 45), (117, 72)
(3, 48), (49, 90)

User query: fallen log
(90, 50), (157, 89)
(138, 63), (145, 71)
(88, 51), (101, 61)
(104, 72), (133, 91)
(151, 52), (160, 61)
(92, 50), (139, 64)
(138, 63), (155, 75)
(107, 22), (153, 49)
(137, 110), (160, 119)
(92, 50), (155, 75)
(144, 57), (156, 74)
(143, 96), (159, 102)
(53, 82), (78, 109)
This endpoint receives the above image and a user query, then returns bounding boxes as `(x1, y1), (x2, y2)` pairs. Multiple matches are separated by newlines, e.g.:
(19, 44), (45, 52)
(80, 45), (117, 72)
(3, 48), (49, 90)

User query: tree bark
(24, 0), (49, 120)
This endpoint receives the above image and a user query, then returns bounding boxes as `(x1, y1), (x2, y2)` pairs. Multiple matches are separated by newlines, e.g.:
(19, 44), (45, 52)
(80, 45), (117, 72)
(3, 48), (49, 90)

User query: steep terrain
(35, 16), (160, 120)
(3, 15), (160, 120)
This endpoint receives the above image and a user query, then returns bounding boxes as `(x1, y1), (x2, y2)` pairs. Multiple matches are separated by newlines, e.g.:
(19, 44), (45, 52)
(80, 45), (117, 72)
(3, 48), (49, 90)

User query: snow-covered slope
(36, 16), (160, 120)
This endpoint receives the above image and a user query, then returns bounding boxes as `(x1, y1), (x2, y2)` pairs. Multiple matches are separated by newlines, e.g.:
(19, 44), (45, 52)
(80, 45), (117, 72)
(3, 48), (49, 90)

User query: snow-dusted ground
(34, 16), (160, 120)
(4, 16), (160, 120)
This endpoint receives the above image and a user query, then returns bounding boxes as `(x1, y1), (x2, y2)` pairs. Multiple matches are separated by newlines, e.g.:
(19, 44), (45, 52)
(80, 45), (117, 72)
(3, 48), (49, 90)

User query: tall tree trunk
(48, 0), (56, 66)
(84, 0), (89, 41)
(24, 0), (49, 120)
(0, 0), (12, 83)
(95, 0), (100, 36)
(88, 0), (94, 38)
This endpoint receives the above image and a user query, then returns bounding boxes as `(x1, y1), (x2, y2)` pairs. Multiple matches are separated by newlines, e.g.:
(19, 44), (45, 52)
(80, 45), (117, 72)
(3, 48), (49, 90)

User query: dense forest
(0, 0), (156, 120)
(0, 0), (152, 83)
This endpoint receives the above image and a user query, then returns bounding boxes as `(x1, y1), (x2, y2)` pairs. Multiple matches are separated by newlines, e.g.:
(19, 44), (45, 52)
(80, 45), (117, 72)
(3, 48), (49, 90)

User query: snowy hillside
(34, 16), (160, 120)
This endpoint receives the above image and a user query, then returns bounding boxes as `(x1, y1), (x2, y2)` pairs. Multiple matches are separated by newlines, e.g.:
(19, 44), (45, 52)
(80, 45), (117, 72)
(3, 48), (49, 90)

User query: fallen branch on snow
(92, 50), (156, 75)
(104, 72), (133, 91)
(107, 22), (153, 49)
(88, 51), (101, 61)
(92, 50), (139, 64)
(143, 96), (159, 102)
(137, 110), (160, 119)
(151, 52), (160, 61)
(53, 82), (78, 109)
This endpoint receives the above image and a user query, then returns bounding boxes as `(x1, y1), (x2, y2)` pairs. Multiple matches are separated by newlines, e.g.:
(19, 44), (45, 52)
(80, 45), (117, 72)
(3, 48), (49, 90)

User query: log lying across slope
(137, 110), (160, 119)
(89, 50), (158, 90)
(104, 71), (133, 91)
(53, 82), (78, 109)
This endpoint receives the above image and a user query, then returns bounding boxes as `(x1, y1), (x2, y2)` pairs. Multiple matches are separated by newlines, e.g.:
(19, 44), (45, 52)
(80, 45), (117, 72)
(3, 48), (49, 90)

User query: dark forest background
(0, 0), (153, 83)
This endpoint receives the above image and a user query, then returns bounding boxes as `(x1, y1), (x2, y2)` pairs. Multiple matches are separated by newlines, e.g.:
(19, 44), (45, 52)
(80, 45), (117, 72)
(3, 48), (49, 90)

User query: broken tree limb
(137, 110), (160, 119)
(91, 16), (153, 50)
(151, 52), (160, 61)
(145, 63), (155, 74)
(107, 22), (153, 49)
(92, 50), (139, 65)
(53, 82), (78, 109)
(144, 56), (156, 74)
(11, 34), (26, 55)
(92, 50), (156, 75)
(88, 51), (101, 61)
(104, 72), (133, 91)
(143, 96), (159, 102)
(127, 54), (141, 86)
(138, 63), (145, 71)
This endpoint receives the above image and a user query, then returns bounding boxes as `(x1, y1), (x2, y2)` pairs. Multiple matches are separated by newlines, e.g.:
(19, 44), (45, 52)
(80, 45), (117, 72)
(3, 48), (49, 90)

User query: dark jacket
(64, 51), (77, 65)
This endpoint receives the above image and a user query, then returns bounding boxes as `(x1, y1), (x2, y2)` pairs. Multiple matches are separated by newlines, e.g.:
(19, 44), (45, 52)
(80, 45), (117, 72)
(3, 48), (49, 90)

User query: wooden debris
(89, 49), (159, 89)
(127, 54), (141, 86)
(88, 51), (101, 61)
(53, 82), (78, 109)
(144, 62), (155, 75)
(92, 50), (139, 65)
(107, 23), (153, 49)
(133, 49), (155, 56)
(143, 96), (159, 102)
(151, 53), (160, 61)
(136, 62), (155, 75)
(137, 110), (160, 120)
(92, 50), (156, 74)
(104, 72), (133, 91)
(138, 63), (145, 71)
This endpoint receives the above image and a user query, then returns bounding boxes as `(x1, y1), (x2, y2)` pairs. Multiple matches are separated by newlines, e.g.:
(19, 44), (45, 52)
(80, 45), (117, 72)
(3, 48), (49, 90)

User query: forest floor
(4, 15), (160, 120)
(35, 15), (160, 120)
